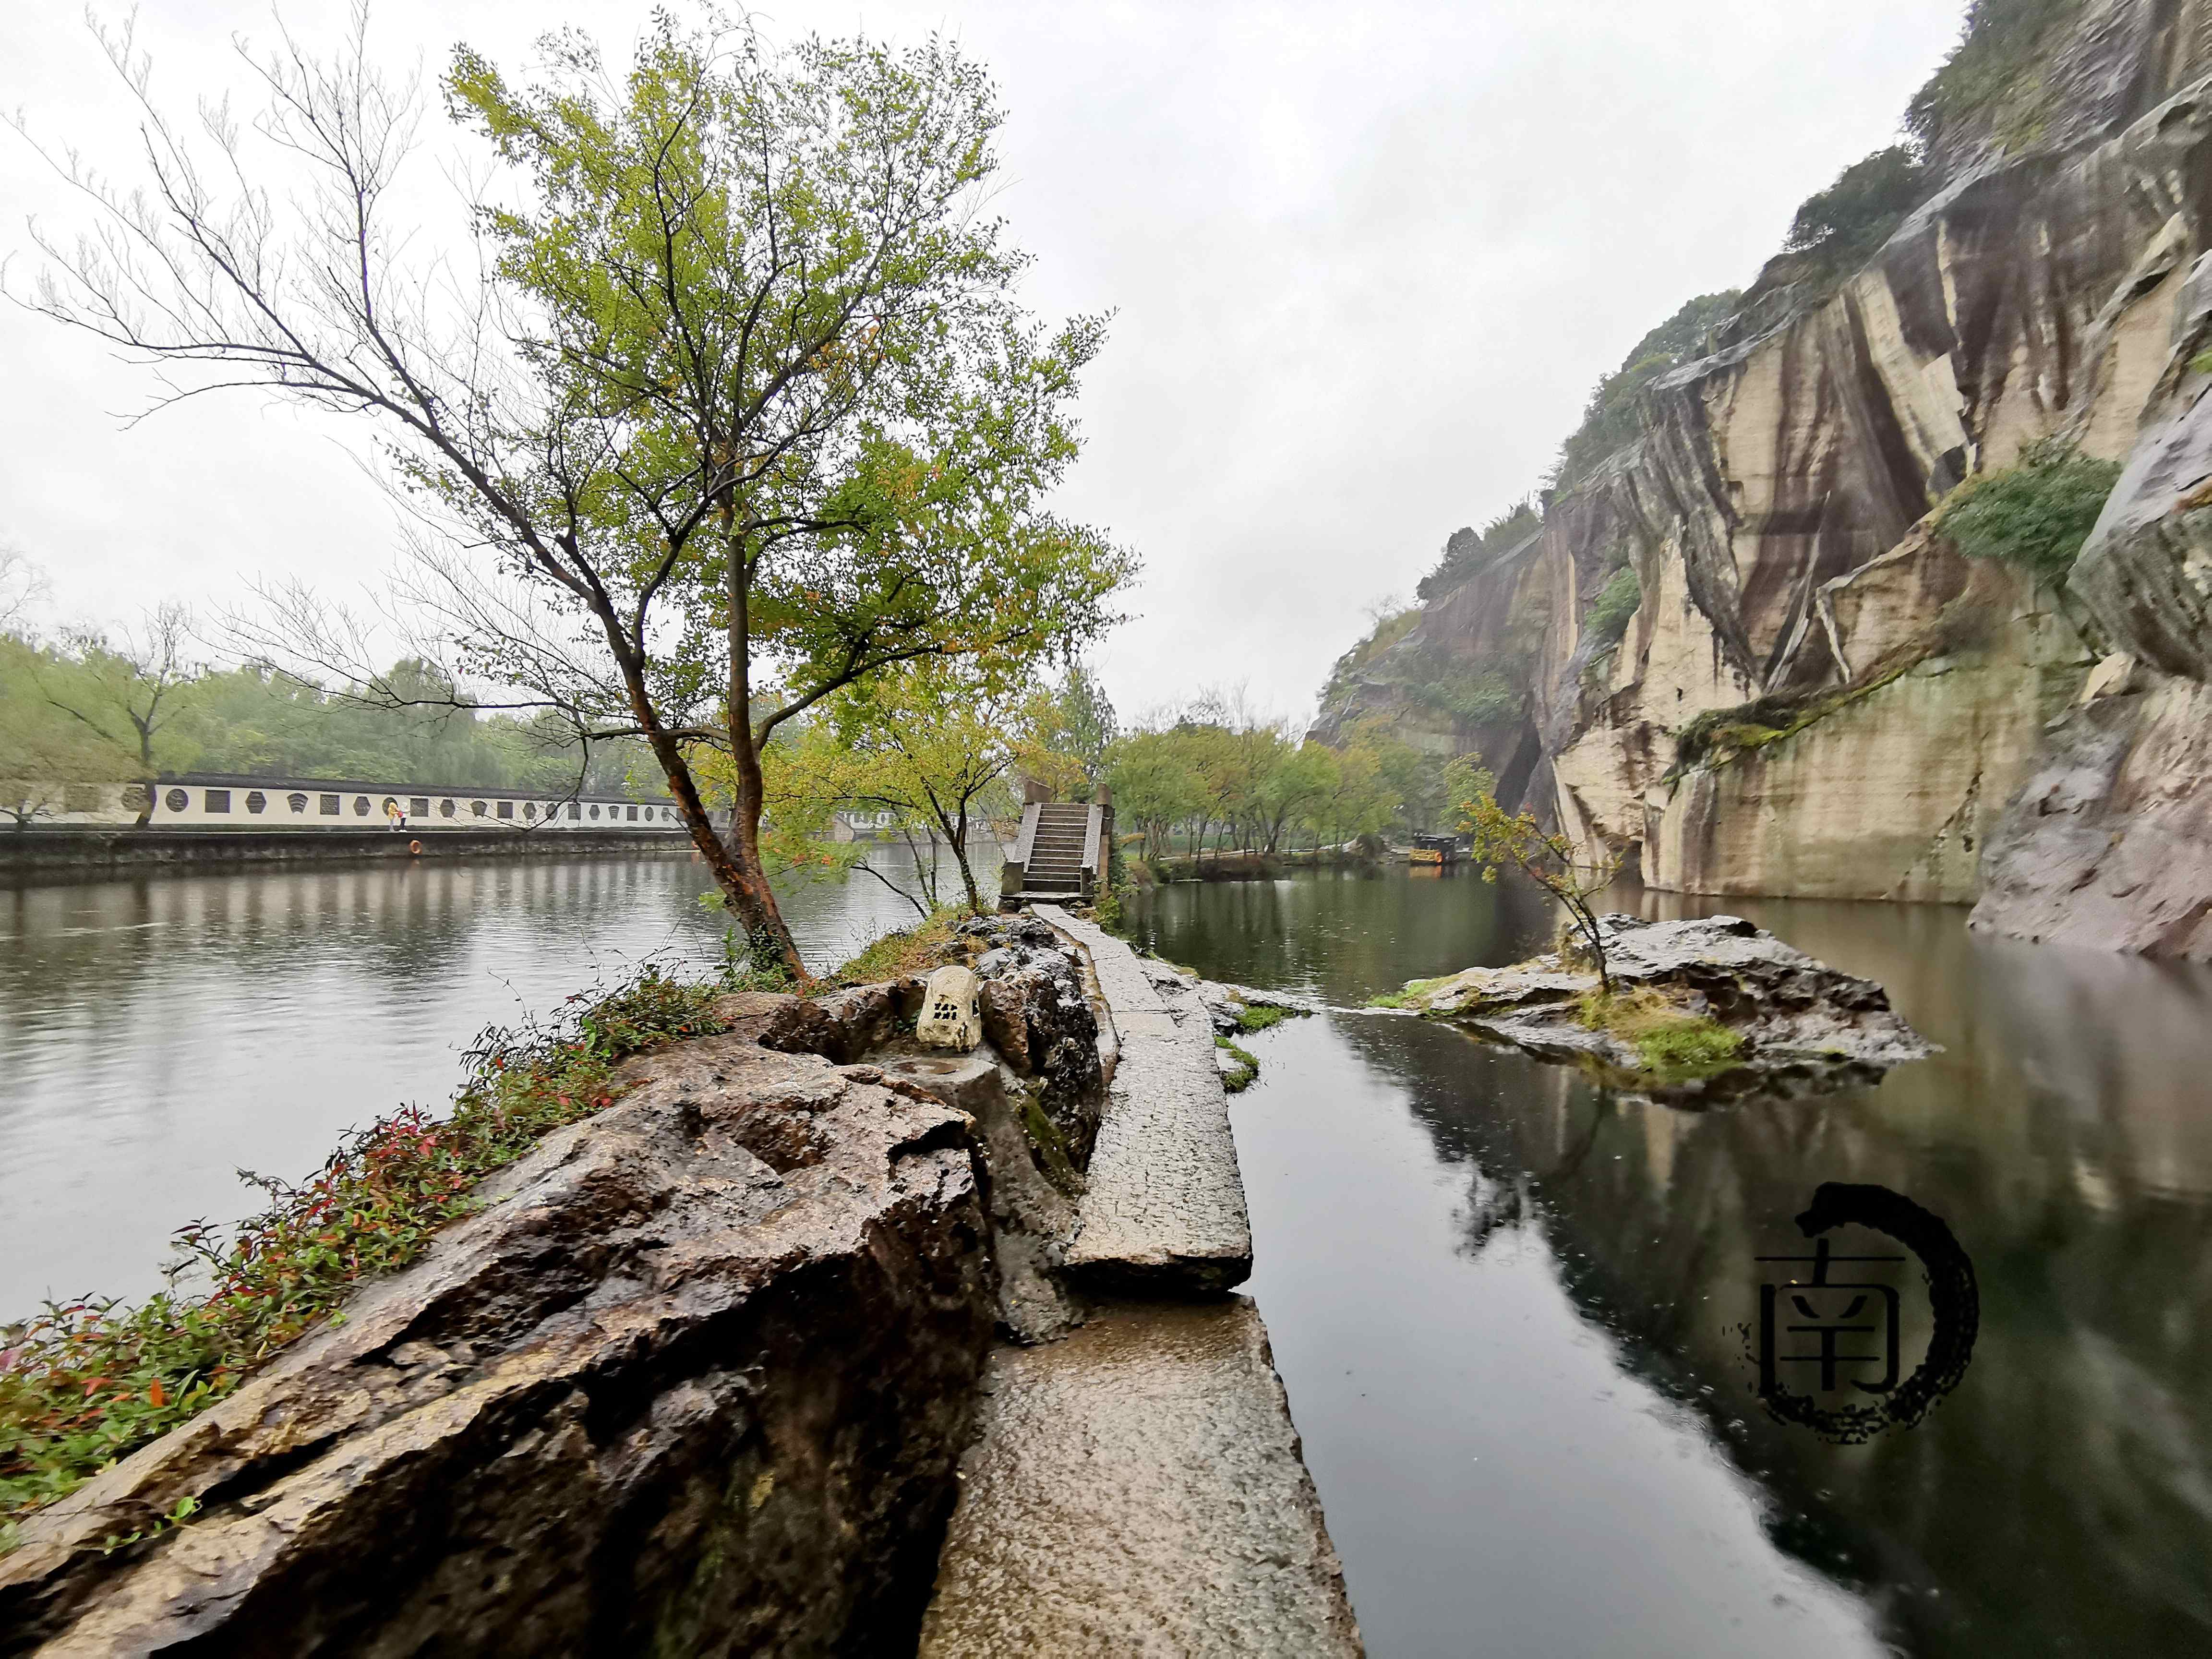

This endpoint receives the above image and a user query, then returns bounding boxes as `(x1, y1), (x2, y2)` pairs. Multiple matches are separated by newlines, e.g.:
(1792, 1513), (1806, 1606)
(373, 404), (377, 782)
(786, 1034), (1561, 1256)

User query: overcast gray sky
(0, 0), (1963, 724)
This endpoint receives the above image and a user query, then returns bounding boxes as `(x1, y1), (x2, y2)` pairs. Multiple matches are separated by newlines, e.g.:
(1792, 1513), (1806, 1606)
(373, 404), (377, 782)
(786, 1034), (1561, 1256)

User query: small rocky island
(1375, 914), (1934, 1102)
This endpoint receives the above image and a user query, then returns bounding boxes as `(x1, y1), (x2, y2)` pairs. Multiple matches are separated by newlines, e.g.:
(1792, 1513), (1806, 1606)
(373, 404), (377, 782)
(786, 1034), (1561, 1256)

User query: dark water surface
(0, 849), (951, 1319)
(1128, 870), (2212, 1659)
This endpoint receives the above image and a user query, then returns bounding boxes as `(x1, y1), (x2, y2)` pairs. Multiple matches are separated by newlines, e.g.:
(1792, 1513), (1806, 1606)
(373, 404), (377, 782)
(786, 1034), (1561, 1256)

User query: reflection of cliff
(1128, 867), (1557, 1004)
(1318, 0), (2212, 953)
(1339, 913), (2212, 1657)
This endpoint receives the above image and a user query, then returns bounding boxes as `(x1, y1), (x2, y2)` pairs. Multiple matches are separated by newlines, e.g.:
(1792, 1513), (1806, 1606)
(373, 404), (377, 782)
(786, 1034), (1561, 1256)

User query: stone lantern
(916, 965), (983, 1050)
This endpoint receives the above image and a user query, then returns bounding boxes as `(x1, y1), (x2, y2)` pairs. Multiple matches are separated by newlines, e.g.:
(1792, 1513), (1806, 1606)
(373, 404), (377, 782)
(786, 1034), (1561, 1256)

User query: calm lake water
(0, 846), (956, 1318)
(1127, 869), (2212, 1659)
(7, 854), (2211, 1656)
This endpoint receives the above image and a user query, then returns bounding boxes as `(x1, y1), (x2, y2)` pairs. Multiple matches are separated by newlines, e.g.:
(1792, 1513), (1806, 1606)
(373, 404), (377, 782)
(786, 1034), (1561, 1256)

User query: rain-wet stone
(918, 1299), (1362, 1658)
(1032, 905), (1253, 1294)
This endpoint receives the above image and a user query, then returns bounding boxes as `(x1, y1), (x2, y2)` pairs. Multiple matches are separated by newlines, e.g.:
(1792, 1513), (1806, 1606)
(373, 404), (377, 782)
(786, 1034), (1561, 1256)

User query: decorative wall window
(353, 796), (371, 816)
(205, 790), (232, 813)
(589, 804), (601, 819)
(288, 793), (309, 814)
(627, 804), (639, 821)
(567, 802), (581, 820)
(439, 799), (456, 818)
(63, 783), (100, 813)
(320, 794), (341, 815)
(121, 785), (151, 813)
(471, 800), (488, 817)
(411, 798), (430, 817)
(523, 801), (537, 820)
(497, 800), (515, 819)
(245, 791), (267, 814)
(165, 788), (190, 813)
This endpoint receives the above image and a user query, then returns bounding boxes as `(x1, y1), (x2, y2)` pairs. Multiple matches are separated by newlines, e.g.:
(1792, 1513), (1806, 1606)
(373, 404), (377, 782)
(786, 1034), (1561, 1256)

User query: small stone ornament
(916, 965), (983, 1051)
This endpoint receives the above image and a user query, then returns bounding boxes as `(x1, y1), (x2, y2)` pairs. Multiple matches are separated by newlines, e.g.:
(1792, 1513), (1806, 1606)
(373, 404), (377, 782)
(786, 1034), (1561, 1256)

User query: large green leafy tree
(23, 11), (1131, 975)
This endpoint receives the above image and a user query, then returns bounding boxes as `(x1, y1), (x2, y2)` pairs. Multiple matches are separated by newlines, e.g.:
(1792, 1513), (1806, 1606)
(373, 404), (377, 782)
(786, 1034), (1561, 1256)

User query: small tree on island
(1454, 775), (1625, 996)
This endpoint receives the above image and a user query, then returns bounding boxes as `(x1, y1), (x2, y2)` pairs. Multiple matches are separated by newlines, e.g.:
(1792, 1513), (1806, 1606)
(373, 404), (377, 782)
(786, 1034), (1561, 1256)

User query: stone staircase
(1020, 802), (1094, 902)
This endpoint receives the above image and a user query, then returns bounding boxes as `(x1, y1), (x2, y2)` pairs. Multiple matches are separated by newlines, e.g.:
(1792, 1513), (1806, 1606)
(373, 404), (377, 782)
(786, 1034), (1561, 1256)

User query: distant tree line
(1105, 692), (1469, 864)
(1, 594), (653, 827)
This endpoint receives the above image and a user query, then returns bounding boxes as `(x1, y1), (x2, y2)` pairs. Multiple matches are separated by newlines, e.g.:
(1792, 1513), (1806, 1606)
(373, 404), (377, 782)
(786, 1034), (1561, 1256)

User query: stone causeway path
(920, 906), (1360, 1656)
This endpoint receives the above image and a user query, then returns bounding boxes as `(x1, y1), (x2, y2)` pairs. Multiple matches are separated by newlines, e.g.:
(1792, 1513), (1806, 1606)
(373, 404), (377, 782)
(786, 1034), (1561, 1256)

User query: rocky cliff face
(1317, 0), (2212, 951)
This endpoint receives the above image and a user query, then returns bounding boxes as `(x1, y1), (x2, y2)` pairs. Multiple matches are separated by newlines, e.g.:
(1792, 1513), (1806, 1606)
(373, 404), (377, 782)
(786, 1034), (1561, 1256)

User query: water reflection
(1131, 870), (2212, 1658)
(0, 849), (953, 1319)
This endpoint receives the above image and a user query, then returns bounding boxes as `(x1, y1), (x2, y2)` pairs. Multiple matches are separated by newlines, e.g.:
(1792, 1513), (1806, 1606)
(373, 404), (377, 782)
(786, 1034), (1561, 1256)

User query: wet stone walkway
(919, 907), (1359, 1656)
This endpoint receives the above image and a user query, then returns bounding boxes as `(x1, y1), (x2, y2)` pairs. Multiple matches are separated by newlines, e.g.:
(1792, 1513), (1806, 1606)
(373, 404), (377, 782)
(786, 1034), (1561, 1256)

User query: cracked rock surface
(0, 1041), (995, 1658)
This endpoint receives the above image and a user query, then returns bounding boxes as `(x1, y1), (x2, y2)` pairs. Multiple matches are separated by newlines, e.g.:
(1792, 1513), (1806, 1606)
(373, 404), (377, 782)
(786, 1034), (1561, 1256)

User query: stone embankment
(0, 826), (691, 873)
(2, 909), (1357, 1655)
(918, 904), (1357, 1655)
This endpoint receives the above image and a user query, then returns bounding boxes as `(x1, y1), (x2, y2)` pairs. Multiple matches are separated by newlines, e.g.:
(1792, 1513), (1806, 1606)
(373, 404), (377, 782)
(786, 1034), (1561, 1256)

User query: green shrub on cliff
(1934, 436), (2120, 586)
(1782, 146), (1930, 276)
(1584, 566), (1643, 651)
(1409, 667), (1522, 726)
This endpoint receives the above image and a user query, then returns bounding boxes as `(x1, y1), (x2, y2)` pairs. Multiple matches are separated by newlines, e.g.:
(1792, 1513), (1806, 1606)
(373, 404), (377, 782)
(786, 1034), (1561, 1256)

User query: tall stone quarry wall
(1317, 0), (2212, 951)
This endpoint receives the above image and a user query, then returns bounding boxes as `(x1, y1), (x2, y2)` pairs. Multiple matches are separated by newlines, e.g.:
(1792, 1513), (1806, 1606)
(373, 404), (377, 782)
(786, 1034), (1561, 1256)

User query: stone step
(919, 1300), (1361, 1656)
(1033, 904), (1251, 1293)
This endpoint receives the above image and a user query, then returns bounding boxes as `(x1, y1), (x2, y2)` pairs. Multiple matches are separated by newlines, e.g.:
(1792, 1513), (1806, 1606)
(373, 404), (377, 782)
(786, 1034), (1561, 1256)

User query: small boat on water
(1407, 832), (1465, 869)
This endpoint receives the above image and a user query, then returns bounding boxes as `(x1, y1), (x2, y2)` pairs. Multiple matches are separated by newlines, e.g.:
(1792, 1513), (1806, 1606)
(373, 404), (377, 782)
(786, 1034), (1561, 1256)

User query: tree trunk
(934, 792), (986, 915)
(723, 733), (805, 975)
(609, 619), (805, 980)
(713, 550), (806, 980)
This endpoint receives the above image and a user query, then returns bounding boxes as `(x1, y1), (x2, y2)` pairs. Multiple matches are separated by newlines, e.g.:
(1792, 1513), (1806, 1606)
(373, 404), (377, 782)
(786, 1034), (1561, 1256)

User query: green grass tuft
(1367, 974), (1449, 1010)
(824, 906), (964, 988)
(1575, 987), (1744, 1078)
(1215, 1034), (1260, 1092)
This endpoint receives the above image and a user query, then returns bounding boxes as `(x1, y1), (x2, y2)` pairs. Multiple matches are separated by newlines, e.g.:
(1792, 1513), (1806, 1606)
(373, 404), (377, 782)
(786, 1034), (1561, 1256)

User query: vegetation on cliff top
(1934, 436), (2122, 587)
(0, 966), (726, 1551)
(1550, 292), (1743, 493)
(1907, 0), (2086, 156)
(1416, 503), (1542, 603)
(1781, 145), (1932, 279)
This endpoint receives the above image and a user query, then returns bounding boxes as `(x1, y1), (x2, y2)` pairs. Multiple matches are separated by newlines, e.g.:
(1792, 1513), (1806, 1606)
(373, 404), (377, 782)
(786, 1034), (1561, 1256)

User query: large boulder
(0, 1040), (996, 1657)
(955, 915), (1106, 1169)
(1387, 914), (1935, 1102)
